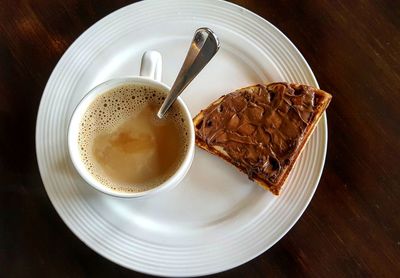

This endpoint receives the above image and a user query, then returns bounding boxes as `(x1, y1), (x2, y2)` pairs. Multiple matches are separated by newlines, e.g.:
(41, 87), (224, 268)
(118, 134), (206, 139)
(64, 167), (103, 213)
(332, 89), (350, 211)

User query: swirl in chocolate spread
(195, 82), (319, 183)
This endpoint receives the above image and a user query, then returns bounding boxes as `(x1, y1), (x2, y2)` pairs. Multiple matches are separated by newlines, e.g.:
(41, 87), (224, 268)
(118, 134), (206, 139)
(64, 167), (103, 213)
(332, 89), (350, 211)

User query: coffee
(77, 84), (189, 193)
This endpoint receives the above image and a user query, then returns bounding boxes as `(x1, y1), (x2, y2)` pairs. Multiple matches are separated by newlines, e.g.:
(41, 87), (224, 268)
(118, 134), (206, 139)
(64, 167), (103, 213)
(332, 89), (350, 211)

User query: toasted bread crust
(193, 82), (331, 195)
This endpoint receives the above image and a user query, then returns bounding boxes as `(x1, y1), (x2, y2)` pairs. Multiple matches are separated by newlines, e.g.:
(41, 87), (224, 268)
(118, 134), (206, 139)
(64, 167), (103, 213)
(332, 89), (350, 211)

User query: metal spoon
(157, 27), (220, 118)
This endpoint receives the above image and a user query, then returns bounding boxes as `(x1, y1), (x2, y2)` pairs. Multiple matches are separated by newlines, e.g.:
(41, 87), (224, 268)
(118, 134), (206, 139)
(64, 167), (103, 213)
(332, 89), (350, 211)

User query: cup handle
(140, 50), (162, 82)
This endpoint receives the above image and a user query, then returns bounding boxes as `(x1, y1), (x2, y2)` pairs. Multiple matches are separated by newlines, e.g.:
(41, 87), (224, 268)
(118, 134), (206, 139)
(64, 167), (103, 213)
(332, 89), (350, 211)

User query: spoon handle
(157, 27), (220, 118)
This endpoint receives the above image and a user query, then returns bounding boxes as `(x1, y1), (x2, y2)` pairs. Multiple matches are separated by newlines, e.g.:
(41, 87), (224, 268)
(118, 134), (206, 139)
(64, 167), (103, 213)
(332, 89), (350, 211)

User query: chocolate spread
(195, 82), (321, 184)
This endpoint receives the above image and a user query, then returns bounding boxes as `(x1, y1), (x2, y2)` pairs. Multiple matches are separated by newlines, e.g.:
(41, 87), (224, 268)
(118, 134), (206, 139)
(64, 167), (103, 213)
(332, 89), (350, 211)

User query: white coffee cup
(68, 51), (195, 198)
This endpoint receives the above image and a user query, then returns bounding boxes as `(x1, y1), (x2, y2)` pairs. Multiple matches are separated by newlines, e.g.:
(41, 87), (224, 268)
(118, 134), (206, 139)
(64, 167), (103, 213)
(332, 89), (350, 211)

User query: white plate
(36, 0), (328, 276)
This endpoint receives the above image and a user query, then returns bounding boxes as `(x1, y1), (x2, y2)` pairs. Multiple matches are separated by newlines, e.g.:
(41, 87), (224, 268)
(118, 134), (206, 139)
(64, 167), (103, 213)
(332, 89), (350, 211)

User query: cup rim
(68, 77), (195, 198)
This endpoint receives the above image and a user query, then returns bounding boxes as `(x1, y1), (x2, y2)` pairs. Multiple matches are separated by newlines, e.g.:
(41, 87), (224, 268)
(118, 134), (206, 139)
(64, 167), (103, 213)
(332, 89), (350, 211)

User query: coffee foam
(77, 84), (189, 193)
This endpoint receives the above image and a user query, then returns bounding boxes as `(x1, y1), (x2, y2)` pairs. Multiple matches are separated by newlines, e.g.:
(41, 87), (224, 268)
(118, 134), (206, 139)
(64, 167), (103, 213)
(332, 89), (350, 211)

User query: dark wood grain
(0, 0), (399, 277)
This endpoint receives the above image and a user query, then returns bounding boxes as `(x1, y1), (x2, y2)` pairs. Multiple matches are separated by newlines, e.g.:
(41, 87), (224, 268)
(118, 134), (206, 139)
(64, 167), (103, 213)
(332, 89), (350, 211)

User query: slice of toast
(193, 82), (332, 195)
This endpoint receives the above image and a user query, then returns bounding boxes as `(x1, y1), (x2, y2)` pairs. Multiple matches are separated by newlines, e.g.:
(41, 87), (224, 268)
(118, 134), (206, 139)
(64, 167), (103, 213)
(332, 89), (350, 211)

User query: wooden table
(1, 0), (399, 276)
